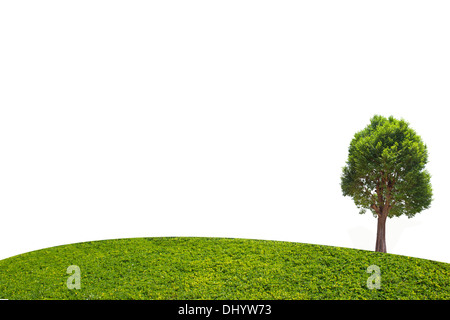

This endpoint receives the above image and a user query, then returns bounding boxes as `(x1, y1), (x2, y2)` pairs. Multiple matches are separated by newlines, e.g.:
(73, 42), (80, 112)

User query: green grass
(0, 237), (448, 300)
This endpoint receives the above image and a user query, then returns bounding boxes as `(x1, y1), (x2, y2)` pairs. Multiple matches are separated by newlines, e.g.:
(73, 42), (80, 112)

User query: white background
(1, 1), (449, 264)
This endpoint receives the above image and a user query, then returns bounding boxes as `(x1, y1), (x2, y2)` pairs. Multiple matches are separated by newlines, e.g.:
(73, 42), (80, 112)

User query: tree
(340, 115), (432, 253)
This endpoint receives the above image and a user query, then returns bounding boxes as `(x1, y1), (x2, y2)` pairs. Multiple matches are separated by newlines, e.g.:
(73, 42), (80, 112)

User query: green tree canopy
(341, 115), (432, 252)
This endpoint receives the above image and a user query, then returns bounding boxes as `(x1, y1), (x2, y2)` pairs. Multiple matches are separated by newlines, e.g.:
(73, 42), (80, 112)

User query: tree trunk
(375, 213), (387, 253)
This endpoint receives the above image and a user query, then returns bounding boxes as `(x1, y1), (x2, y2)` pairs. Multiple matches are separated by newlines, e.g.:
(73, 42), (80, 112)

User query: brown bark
(375, 211), (387, 253)
(373, 175), (393, 253)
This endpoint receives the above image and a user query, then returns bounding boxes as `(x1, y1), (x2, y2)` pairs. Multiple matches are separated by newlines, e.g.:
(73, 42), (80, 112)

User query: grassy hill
(0, 237), (448, 300)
